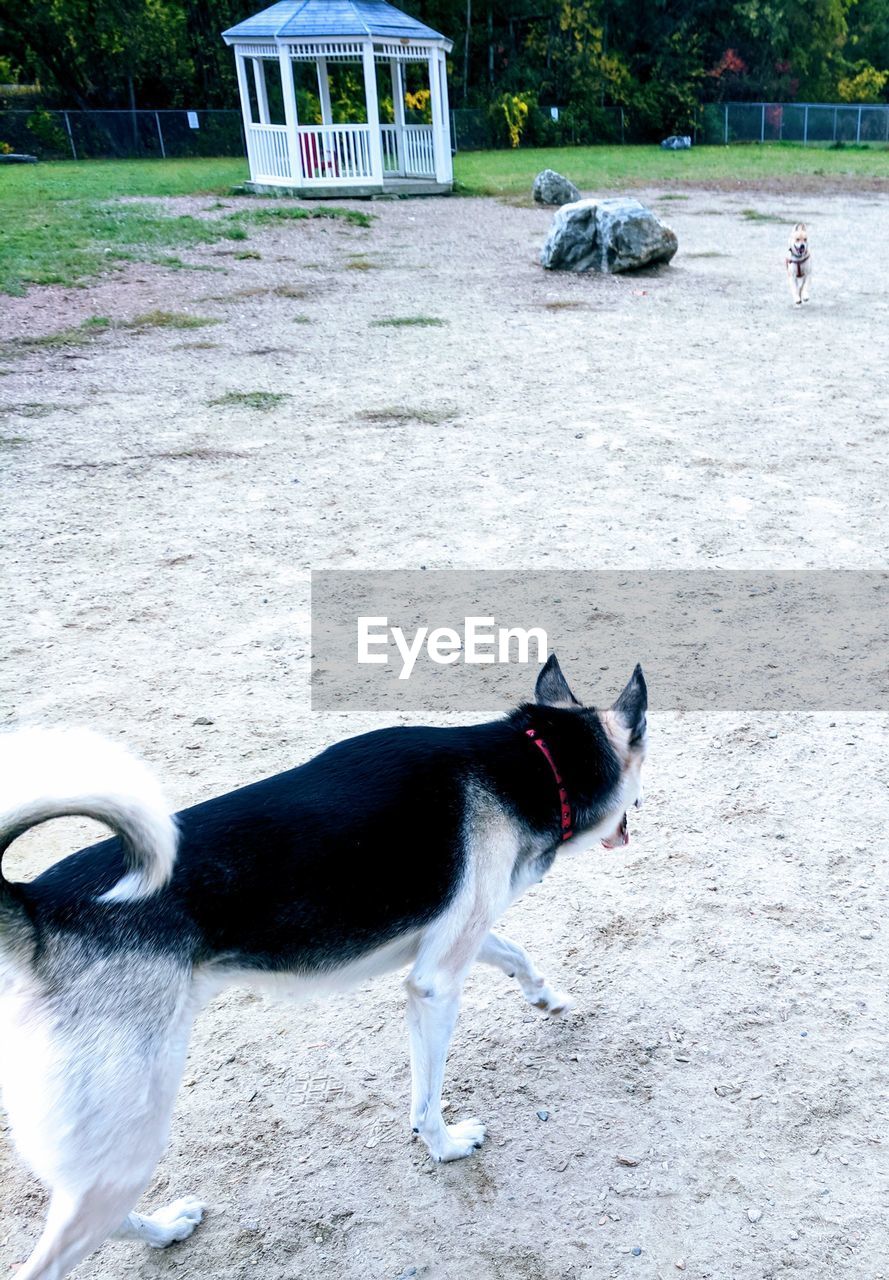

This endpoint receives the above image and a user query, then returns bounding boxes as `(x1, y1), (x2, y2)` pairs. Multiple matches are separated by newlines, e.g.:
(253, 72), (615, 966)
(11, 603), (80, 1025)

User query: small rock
(616, 1155), (639, 1166)
(193, 716), (214, 726)
(747, 1208), (763, 1223)
(675, 1263), (686, 1273)
(768, 730), (779, 738)
(631, 1246), (642, 1256)
(533, 169), (581, 206)
(860, 930), (874, 940)
(536, 1109), (550, 1121)
(396, 1269), (418, 1280)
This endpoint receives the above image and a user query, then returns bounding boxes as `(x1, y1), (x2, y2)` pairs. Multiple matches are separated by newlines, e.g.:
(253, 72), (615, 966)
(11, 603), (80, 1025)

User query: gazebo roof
(223, 0), (448, 43)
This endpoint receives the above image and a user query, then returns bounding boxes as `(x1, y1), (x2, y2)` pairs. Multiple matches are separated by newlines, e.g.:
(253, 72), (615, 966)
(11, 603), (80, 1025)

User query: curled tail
(0, 727), (177, 913)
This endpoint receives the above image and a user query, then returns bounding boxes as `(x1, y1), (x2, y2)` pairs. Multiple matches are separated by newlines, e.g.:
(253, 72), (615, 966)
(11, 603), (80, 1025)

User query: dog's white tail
(0, 728), (177, 911)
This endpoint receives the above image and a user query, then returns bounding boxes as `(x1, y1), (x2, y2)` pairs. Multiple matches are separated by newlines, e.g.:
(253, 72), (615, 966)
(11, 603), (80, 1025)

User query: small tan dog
(786, 222), (812, 305)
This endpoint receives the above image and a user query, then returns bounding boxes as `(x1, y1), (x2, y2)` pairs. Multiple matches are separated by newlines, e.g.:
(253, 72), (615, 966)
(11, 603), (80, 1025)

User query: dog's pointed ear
(535, 654), (580, 707)
(612, 663), (647, 745)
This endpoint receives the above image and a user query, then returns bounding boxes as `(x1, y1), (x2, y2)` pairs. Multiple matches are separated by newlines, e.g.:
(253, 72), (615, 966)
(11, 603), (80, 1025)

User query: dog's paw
(430, 1118), (486, 1163)
(145, 1197), (206, 1248)
(532, 986), (574, 1017)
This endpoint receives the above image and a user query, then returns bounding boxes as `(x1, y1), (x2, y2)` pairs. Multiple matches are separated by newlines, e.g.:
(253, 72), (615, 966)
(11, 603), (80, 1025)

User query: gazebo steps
(244, 179), (452, 199)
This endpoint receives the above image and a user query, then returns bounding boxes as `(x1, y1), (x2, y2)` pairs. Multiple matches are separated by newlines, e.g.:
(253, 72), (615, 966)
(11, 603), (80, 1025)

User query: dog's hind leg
(476, 931), (573, 1015)
(13, 1183), (156, 1280)
(5, 964), (203, 1280)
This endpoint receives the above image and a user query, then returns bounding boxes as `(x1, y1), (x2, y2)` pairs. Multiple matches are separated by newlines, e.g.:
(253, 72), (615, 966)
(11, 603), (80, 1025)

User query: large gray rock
(533, 168), (581, 206)
(540, 197), (678, 273)
(661, 135), (692, 150)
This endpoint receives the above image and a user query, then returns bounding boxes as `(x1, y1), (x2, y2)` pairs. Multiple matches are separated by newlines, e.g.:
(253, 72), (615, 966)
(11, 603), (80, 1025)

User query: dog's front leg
(406, 970), (486, 1162)
(476, 931), (573, 1015)
(787, 267), (801, 304)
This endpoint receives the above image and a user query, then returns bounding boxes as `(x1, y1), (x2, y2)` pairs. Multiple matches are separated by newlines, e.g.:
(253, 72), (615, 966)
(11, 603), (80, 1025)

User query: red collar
(525, 728), (573, 841)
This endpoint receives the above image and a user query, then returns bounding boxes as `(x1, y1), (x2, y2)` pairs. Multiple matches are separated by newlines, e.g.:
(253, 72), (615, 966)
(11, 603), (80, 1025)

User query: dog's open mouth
(602, 812), (629, 849)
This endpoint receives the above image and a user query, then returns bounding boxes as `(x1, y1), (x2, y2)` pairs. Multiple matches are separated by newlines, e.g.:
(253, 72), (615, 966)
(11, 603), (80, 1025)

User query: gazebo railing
(244, 123), (290, 180)
(243, 120), (435, 185)
(297, 124), (372, 182)
(380, 124), (435, 178)
(403, 124), (435, 177)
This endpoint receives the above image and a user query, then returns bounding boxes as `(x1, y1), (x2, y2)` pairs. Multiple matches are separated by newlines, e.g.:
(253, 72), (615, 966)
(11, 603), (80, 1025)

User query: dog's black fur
(7, 659), (642, 977)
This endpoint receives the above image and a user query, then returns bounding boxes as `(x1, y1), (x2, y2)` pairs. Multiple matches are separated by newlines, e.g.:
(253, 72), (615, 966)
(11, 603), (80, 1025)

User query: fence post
(760, 103), (765, 142)
(885, 104), (889, 142)
(724, 103), (728, 144)
(620, 107), (625, 144)
(804, 104), (809, 145)
(856, 106), (862, 143)
(62, 110), (77, 160)
(155, 111), (166, 158)
(833, 106), (837, 142)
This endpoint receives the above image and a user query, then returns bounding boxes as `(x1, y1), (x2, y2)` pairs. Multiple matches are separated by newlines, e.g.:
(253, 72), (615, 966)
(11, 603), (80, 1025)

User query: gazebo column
(429, 48), (452, 183)
(316, 57), (333, 124)
(234, 50), (256, 175)
(390, 59), (405, 175)
(277, 44), (303, 183)
(362, 42), (384, 185)
(252, 58), (271, 124)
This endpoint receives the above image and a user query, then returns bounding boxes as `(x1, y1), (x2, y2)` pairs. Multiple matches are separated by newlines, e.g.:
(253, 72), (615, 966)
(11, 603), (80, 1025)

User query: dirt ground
(2, 186), (889, 1280)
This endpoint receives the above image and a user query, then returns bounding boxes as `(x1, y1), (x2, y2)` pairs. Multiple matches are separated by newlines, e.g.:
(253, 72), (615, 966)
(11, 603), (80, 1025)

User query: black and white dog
(0, 655), (647, 1280)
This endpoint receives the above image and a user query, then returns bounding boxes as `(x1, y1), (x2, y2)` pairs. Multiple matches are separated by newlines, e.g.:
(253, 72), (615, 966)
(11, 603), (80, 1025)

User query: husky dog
(786, 222), (812, 304)
(0, 656), (647, 1280)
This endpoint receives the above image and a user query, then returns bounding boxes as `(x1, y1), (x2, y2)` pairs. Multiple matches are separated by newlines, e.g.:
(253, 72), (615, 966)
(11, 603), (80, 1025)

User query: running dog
(786, 222), (812, 304)
(0, 655), (647, 1280)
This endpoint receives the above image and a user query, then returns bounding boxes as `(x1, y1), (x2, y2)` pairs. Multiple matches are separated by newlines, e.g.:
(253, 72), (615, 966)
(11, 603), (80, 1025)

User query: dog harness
(524, 728), (573, 841)
(787, 246), (810, 278)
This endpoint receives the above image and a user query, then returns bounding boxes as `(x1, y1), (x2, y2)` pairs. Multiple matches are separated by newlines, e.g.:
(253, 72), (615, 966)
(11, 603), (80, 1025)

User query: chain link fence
(3, 100), (887, 160)
(698, 101), (889, 145)
(450, 105), (624, 151)
(0, 108), (245, 160)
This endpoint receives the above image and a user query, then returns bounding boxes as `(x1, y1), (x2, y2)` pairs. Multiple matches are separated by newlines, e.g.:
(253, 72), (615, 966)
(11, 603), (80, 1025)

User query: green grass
(0, 310), (218, 359)
(371, 316), (447, 328)
(739, 207), (786, 222)
(232, 204), (373, 229)
(452, 141), (889, 196)
(0, 157), (378, 296)
(357, 406), (453, 425)
(4, 145), (888, 296)
(0, 158), (249, 295)
(0, 401), (68, 418)
(208, 390), (290, 411)
(128, 310), (218, 329)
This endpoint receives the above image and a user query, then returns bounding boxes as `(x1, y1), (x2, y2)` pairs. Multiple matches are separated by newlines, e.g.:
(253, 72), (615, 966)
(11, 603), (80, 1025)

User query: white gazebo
(222, 0), (454, 197)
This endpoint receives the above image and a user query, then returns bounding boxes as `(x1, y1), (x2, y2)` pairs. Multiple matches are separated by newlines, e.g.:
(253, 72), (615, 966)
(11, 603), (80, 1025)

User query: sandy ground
(2, 186), (889, 1280)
